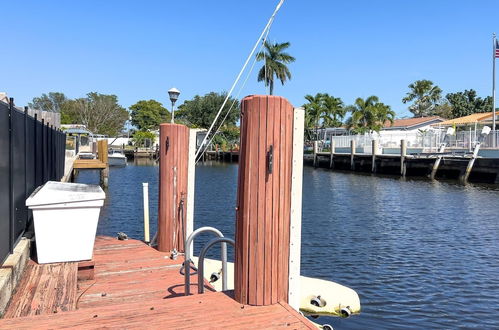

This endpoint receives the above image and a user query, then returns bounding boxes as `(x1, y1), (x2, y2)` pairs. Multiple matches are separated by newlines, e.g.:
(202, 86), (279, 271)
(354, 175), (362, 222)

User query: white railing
(326, 130), (499, 152)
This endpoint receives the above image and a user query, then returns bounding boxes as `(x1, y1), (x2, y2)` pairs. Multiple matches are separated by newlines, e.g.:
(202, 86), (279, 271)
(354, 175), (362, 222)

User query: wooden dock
(72, 140), (109, 187)
(0, 237), (315, 329)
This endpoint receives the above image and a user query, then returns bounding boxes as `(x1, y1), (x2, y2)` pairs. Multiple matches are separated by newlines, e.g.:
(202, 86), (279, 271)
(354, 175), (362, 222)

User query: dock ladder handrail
(197, 237), (235, 294)
(183, 226), (228, 296)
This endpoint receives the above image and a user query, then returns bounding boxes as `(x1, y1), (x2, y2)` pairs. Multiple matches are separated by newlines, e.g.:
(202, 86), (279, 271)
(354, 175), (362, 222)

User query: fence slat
(0, 101), (66, 263)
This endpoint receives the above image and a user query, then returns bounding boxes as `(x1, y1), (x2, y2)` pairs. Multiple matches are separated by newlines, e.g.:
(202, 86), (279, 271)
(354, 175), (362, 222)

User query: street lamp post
(168, 87), (181, 124)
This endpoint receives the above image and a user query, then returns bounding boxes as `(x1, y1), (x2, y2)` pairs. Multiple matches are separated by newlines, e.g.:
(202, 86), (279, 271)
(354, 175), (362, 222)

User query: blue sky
(3, 0), (499, 118)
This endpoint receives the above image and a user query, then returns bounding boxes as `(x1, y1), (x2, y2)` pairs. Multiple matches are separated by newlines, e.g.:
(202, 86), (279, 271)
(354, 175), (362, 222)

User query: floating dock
(0, 236), (315, 329)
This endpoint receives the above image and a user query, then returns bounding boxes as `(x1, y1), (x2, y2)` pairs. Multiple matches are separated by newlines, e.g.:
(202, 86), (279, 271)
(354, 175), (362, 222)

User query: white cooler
(26, 181), (106, 264)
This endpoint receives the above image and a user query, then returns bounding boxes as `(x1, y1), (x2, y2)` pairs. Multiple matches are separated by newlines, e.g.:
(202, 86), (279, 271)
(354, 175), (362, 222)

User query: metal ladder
(182, 227), (233, 295)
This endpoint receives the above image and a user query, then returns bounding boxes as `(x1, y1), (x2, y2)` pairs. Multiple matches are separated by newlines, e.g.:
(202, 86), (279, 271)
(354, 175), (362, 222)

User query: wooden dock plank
(4, 261), (77, 318)
(0, 292), (314, 329)
(1, 236), (315, 329)
(73, 159), (107, 169)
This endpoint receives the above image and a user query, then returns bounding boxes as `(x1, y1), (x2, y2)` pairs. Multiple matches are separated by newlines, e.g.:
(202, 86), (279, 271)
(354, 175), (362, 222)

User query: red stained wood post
(235, 95), (304, 307)
(158, 123), (191, 253)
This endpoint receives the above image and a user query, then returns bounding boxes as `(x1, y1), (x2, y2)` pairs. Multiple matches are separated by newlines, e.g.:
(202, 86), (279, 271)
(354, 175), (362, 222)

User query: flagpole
(493, 32), (496, 147)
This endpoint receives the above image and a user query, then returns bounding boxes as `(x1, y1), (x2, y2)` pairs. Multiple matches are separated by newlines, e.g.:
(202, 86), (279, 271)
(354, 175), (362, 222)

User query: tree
(129, 100), (170, 130)
(303, 93), (345, 140)
(29, 92), (77, 123)
(176, 92), (240, 129)
(29, 92), (68, 112)
(346, 96), (395, 134)
(402, 80), (442, 117)
(132, 130), (156, 147)
(433, 101), (452, 119)
(446, 89), (492, 118)
(65, 92), (129, 136)
(256, 41), (295, 95)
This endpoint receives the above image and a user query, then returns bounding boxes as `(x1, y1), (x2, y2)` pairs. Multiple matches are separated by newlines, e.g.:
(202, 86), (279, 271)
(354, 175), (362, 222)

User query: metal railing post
(8, 98), (14, 254)
(183, 227), (227, 295)
(198, 237), (235, 294)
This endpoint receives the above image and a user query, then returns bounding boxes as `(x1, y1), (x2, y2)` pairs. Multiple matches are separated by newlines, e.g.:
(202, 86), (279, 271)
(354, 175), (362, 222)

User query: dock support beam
(430, 144), (446, 180)
(158, 124), (196, 253)
(400, 139), (407, 177)
(329, 140), (335, 169)
(461, 142), (481, 183)
(98, 140), (109, 188)
(235, 95), (301, 307)
(372, 139), (378, 173)
(350, 140), (356, 170)
(313, 140), (318, 168)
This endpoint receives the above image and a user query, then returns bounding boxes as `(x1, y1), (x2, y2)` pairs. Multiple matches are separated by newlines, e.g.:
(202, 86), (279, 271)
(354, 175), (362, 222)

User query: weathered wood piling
(234, 95), (304, 308)
(157, 123), (196, 253)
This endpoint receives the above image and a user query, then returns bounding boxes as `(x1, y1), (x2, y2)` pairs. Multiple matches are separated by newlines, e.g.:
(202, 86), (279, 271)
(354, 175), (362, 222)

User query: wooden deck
(1, 236), (315, 329)
(73, 159), (107, 169)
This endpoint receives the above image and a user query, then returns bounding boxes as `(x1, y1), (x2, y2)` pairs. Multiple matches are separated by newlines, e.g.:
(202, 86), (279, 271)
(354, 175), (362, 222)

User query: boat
(108, 150), (127, 166)
(78, 152), (95, 159)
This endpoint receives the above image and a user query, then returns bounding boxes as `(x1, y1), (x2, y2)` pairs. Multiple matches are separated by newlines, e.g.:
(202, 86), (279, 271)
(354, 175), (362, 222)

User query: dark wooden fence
(0, 98), (66, 264)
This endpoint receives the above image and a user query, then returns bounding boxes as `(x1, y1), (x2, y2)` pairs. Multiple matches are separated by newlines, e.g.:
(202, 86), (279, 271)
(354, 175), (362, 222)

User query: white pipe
(142, 182), (150, 243)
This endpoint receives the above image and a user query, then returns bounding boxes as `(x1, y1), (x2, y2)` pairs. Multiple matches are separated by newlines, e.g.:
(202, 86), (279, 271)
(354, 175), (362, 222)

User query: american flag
(496, 40), (499, 58)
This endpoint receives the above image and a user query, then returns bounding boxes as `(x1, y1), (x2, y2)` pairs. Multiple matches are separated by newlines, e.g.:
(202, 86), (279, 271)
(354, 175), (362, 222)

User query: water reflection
(75, 162), (499, 329)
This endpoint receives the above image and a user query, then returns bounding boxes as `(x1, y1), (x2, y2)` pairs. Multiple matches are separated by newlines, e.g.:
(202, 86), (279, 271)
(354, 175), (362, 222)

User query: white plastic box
(26, 181), (105, 264)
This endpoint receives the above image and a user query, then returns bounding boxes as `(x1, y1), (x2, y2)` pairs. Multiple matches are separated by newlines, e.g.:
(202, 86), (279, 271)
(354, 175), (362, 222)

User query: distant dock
(306, 141), (499, 184)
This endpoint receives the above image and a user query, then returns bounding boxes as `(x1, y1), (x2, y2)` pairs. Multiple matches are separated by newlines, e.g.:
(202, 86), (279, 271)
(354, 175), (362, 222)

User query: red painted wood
(235, 95), (295, 306)
(158, 123), (190, 253)
(1, 237), (315, 330)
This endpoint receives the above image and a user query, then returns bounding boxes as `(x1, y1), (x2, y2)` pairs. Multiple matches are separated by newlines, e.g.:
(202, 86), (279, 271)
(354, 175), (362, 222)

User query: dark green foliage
(433, 101), (452, 119)
(303, 93), (345, 140)
(176, 92), (240, 129)
(212, 126), (240, 151)
(445, 89), (492, 118)
(256, 41), (295, 95)
(132, 130), (156, 147)
(402, 80), (442, 117)
(346, 96), (395, 133)
(129, 100), (170, 130)
(29, 92), (76, 124)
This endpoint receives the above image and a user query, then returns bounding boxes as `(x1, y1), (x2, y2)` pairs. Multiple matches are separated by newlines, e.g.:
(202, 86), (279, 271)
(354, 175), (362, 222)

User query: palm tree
(303, 93), (345, 140)
(402, 80), (442, 117)
(256, 41), (295, 95)
(346, 96), (395, 134)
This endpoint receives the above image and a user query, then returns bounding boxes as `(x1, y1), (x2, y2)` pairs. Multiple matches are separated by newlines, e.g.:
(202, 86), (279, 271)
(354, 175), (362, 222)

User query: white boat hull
(108, 155), (127, 166)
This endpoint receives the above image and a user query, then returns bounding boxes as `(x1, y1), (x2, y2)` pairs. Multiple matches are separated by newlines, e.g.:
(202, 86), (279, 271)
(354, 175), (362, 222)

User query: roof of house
(383, 116), (444, 129)
(435, 112), (498, 126)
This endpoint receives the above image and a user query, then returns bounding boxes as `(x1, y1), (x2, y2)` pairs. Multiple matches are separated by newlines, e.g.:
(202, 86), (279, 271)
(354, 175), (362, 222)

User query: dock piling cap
(26, 181), (106, 207)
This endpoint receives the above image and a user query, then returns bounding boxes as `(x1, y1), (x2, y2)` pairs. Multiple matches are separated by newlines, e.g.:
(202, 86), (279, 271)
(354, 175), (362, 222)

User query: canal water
(75, 160), (499, 329)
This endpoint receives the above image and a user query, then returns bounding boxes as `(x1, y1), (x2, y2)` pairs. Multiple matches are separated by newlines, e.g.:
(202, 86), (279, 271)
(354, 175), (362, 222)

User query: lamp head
(168, 87), (180, 103)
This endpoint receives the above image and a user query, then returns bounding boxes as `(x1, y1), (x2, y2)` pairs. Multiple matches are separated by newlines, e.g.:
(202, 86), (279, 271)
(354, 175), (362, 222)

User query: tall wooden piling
(158, 123), (195, 253)
(329, 140), (335, 169)
(313, 140), (318, 167)
(350, 140), (356, 170)
(372, 139), (378, 173)
(98, 140), (109, 187)
(235, 95), (303, 307)
(400, 139), (407, 177)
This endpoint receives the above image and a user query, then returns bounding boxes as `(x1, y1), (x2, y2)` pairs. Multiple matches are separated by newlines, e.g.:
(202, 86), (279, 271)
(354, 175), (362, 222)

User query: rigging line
(195, 28), (272, 164)
(195, 13), (276, 163)
(195, 0), (285, 158)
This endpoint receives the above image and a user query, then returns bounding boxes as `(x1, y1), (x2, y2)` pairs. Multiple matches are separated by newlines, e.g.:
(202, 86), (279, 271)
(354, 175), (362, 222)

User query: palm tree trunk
(269, 80), (274, 95)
